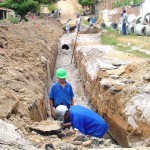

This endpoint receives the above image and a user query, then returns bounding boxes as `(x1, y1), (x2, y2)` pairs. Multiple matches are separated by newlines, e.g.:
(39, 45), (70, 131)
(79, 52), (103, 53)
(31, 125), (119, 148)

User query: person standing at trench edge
(48, 68), (74, 119)
(122, 9), (128, 35)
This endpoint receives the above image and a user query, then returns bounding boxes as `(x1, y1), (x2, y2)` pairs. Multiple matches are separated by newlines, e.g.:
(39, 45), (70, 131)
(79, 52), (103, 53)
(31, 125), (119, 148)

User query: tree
(78, 0), (97, 7)
(0, 0), (39, 21)
(78, 0), (97, 13)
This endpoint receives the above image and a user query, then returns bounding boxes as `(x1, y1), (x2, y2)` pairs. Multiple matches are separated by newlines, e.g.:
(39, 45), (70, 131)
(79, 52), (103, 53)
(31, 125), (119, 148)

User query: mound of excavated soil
(79, 26), (102, 34)
(0, 19), (63, 147)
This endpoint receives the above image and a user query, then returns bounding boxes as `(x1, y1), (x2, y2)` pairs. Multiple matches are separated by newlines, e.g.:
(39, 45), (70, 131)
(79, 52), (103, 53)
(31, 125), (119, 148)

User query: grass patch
(81, 18), (89, 26)
(128, 50), (150, 58)
(48, 4), (57, 12)
(101, 29), (150, 58)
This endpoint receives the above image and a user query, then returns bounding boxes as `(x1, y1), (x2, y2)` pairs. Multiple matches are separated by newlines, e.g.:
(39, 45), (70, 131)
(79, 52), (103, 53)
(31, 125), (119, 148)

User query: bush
(113, 0), (144, 8)
(48, 4), (57, 12)
(8, 16), (19, 24)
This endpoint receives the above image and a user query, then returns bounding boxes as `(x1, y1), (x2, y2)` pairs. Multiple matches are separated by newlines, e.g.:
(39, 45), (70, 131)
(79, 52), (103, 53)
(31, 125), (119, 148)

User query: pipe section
(135, 16), (142, 24)
(141, 12), (150, 25)
(145, 25), (150, 36)
(128, 14), (136, 24)
(134, 24), (146, 36)
(100, 23), (106, 29)
(106, 22), (118, 30)
(128, 24), (135, 34)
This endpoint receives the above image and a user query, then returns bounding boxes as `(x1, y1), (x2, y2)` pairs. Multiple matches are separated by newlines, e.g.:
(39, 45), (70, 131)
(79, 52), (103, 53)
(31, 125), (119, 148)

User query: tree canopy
(0, 0), (39, 20)
(78, 0), (97, 6)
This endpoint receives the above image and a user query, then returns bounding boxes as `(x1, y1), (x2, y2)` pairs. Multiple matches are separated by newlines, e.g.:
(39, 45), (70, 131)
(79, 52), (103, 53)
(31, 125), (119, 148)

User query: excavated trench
(28, 31), (150, 149)
(27, 32), (122, 149)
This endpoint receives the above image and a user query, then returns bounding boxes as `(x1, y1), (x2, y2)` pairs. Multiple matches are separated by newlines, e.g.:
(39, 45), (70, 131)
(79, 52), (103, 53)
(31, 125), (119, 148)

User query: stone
(142, 83), (150, 94)
(110, 75), (119, 79)
(45, 143), (54, 150)
(143, 73), (150, 81)
(109, 86), (122, 94)
(72, 141), (82, 145)
(83, 140), (92, 147)
(73, 135), (86, 142)
(30, 120), (61, 135)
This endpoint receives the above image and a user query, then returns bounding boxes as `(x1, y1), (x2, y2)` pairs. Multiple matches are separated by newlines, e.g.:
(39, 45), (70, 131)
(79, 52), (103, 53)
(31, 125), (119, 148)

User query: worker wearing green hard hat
(56, 68), (67, 79)
(48, 68), (74, 119)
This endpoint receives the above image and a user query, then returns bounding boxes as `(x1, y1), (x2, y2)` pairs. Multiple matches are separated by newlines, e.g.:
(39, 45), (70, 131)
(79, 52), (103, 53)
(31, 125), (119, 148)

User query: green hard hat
(56, 68), (67, 79)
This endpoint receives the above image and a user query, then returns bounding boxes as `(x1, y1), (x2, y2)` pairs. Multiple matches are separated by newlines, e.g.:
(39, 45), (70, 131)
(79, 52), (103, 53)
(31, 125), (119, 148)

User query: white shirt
(76, 17), (81, 24)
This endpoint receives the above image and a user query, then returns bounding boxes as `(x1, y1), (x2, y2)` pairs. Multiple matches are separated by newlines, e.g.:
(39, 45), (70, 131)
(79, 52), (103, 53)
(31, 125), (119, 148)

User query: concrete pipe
(134, 24), (146, 36)
(117, 23), (129, 34)
(128, 14), (136, 24)
(117, 22), (122, 31)
(135, 16), (142, 24)
(100, 23), (106, 29)
(141, 12), (150, 25)
(128, 24), (135, 34)
(145, 25), (150, 36)
(62, 44), (69, 50)
(106, 22), (118, 30)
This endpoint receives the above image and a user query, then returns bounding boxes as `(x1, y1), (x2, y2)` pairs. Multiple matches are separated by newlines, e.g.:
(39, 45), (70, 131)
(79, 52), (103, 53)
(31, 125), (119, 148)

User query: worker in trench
(55, 105), (109, 138)
(48, 68), (74, 119)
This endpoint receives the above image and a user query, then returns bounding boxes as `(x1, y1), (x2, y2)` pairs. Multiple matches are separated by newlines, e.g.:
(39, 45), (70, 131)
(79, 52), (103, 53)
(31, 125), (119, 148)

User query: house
(95, 0), (149, 23)
(0, 7), (15, 20)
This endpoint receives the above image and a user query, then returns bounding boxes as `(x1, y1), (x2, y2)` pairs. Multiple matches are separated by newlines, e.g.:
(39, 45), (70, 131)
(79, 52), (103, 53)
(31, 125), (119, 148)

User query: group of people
(48, 68), (109, 138)
(66, 14), (81, 33)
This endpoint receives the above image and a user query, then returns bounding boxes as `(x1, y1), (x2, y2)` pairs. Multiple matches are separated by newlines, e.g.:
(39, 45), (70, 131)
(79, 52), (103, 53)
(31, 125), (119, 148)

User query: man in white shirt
(76, 14), (81, 32)
(122, 10), (128, 35)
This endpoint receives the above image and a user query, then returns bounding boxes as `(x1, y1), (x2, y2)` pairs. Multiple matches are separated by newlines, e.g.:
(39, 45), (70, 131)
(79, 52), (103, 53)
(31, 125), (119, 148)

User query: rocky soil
(0, 18), (121, 150)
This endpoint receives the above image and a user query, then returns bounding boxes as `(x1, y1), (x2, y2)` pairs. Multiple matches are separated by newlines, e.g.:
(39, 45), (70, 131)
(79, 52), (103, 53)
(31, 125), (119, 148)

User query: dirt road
(57, 0), (81, 24)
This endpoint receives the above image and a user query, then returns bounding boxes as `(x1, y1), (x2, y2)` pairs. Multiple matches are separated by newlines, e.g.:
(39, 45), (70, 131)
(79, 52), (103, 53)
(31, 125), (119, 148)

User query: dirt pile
(0, 19), (63, 148)
(72, 32), (150, 147)
(79, 26), (102, 34)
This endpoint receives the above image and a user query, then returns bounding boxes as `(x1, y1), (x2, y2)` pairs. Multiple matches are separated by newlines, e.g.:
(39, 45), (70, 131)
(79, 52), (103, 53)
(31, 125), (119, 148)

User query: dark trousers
(122, 23), (126, 35)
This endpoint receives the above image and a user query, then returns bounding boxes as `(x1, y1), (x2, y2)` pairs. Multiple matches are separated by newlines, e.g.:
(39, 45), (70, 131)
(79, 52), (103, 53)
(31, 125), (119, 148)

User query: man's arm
(61, 122), (72, 128)
(49, 99), (55, 118)
(71, 98), (74, 106)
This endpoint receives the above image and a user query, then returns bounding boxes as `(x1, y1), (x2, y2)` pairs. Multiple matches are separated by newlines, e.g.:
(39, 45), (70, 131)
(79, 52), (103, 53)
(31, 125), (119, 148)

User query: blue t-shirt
(70, 105), (109, 138)
(49, 82), (74, 108)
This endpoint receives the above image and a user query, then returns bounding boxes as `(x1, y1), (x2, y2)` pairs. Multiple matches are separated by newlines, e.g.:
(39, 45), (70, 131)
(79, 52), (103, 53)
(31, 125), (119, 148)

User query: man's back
(70, 105), (109, 137)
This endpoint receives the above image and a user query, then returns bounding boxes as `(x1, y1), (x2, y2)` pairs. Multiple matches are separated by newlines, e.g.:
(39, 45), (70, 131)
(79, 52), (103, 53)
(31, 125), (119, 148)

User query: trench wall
(0, 19), (63, 124)
(74, 51), (129, 147)
(74, 46), (150, 147)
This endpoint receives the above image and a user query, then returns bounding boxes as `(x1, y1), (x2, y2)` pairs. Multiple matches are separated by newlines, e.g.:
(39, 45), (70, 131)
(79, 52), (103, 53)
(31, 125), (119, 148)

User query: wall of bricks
(96, 0), (141, 23)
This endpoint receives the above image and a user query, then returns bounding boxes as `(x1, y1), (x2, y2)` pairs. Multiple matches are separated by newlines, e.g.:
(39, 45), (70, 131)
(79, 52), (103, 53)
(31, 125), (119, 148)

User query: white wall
(141, 0), (150, 15)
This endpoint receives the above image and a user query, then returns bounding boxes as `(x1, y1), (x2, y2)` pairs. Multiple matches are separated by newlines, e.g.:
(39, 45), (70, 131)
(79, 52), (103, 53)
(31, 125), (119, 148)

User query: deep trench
(29, 33), (120, 148)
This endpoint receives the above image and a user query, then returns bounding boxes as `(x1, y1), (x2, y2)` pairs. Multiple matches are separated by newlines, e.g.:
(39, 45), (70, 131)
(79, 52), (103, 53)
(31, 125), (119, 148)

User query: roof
(0, 7), (13, 12)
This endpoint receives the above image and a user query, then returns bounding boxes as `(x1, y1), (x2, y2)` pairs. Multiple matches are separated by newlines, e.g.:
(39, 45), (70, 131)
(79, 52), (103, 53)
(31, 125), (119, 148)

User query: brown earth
(0, 19), (63, 148)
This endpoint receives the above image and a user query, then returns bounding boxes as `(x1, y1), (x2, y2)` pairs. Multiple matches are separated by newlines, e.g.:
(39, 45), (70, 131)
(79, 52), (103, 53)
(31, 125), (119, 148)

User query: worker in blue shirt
(49, 68), (74, 118)
(55, 105), (109, 138)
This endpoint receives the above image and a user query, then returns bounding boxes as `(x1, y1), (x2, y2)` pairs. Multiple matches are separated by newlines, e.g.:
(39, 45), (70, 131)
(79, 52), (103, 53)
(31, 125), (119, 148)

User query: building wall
(141, 0), (150, 15)
(96, 0), (149, 23)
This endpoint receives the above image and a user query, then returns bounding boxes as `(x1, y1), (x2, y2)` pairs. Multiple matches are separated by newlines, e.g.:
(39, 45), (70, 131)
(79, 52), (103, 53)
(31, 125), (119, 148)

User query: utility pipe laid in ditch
(106, 22), (118, 30)
(141, 12), (150, 25)
(134, 24), (146, 36)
